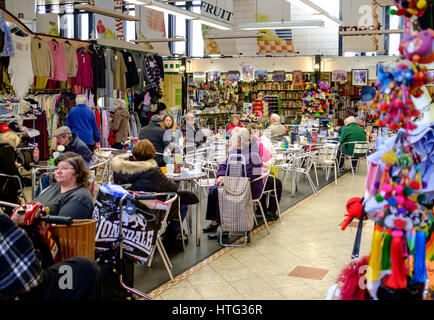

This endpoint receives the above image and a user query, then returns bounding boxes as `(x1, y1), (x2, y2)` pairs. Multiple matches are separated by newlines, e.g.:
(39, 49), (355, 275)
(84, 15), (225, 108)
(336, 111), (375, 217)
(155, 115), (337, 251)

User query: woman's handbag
(108, 129), (116, 146)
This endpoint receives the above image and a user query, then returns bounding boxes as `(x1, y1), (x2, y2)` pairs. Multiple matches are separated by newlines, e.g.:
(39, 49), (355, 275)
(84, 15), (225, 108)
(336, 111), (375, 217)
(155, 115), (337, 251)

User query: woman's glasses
(55, 166), (74, 172)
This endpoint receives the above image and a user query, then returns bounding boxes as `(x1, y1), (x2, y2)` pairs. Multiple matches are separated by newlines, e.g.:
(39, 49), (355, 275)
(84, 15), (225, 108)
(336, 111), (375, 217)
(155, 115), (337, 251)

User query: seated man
(0, 212), (101, 300)
(337, 116), (367, 170)
(54, 126), (93, 164)
(266, 113), (286, 137)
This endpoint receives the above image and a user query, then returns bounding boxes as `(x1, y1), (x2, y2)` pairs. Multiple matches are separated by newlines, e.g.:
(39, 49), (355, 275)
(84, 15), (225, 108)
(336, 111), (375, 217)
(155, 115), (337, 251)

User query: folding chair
(135, 192), (178, 281)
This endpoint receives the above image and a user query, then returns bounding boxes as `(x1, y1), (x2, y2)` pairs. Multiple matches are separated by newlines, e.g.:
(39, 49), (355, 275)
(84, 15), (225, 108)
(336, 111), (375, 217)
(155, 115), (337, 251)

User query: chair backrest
(226, 153), (247, 178)
(353, 141), (369, 157)
(318, 144), (338, 162)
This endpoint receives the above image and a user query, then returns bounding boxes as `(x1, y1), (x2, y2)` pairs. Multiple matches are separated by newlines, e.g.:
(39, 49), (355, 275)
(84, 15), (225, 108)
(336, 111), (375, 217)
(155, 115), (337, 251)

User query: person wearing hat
(54, 126), (93, 164)
(138, 113), (170, 167)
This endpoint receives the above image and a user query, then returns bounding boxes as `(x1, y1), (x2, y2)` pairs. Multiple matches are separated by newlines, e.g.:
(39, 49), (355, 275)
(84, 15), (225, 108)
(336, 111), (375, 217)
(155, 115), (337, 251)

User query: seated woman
(0, 129), (24, 215)
(34, 152), (94, 219)
(111, 139), (190, 250)
(247, 124), (282, 221)
(161, 114), (183, 143)
(203, 127), (263, 240)
(226, 114), (243, 135)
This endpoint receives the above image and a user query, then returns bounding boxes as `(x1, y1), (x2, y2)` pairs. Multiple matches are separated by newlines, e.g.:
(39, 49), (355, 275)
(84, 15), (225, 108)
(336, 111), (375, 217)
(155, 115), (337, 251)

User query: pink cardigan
(48, 40), (67, 81)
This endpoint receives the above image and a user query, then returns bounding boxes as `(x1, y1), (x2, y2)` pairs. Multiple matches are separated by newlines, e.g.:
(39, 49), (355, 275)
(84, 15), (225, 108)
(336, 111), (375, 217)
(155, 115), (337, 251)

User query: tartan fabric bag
(218, 176), (254, 233)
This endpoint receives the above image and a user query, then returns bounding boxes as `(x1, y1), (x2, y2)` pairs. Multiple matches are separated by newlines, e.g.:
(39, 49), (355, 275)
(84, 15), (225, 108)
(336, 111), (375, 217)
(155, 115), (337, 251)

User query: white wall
(189, 55), (434, 80)
(5, 0), (36, 20)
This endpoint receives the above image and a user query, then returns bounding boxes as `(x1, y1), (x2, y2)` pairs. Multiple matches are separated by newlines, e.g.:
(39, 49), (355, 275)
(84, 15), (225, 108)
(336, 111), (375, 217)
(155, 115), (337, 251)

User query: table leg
(193, 180), (201, 246)
(291, 156), (296, 197)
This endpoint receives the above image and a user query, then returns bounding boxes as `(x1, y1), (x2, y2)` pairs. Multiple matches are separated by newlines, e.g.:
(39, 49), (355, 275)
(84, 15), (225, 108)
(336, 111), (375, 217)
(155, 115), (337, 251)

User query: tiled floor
(148, 165), (374, 300)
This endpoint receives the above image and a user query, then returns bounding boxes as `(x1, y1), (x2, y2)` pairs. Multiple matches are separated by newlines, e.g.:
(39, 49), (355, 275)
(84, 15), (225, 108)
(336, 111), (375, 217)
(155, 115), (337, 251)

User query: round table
(165, 170), (207, 246)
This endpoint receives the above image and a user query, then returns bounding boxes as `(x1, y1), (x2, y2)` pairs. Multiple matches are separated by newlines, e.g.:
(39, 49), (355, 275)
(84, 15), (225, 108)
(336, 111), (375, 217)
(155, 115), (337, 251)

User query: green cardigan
(339, 123), (367, 154)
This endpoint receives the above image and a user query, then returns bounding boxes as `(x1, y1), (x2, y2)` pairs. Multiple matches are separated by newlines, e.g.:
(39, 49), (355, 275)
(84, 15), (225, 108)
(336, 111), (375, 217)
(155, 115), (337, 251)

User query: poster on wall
(193, 72), (207, 83)
(208, 71), (221, 82)
(254, 70), (268, 81)
(332, 70), (348, 82)
(352, 69), (368, 86)
(228, 71), (241, 82)
(242, 65), (254, 81)
(292, 70), (303, 86)
(342, 0), (384, 52)
(272, 71), (286, 82)
(256, 0), (293, 55)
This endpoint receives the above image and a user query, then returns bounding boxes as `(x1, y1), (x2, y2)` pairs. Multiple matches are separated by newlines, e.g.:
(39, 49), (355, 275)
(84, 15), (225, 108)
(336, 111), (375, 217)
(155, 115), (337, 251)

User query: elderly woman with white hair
(110, 99), (131, 149)
(66, 94), (101, 151)
(338, 116), (367, 170)
(203, 127), (263, 239)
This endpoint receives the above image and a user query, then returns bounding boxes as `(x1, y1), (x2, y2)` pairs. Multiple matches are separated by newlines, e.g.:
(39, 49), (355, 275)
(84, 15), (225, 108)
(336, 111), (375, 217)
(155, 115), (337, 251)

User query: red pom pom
(410, 181), (420, 190)
(390, 122), (399, 130)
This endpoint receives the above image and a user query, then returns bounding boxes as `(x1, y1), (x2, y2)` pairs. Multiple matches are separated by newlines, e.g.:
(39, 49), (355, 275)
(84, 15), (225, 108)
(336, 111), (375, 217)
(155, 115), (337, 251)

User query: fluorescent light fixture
(205, 33), (266, 40)
(131, 38), (186, 42)
(339, 29), (404, 36)
(286, 0), (343, 26)
(195, 16), (232, 30)
(74, 4), (141, 21)
(134, 0), (197, 19)
(238, 20), (324, 30)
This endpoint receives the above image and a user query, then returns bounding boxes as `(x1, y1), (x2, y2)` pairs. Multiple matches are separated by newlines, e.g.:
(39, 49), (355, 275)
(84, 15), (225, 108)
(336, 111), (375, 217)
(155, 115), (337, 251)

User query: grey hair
(0, 131), (20, 148)
(270, 113), (280, 123)
(114, 99), (126, 109)
(229, 127), (250, 149)
(75, 95), (87, 105)
(344, 116), (356, 126)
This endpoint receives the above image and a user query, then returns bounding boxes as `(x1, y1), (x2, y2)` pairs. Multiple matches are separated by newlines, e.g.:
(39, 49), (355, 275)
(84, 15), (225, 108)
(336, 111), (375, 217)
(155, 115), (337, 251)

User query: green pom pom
(375, 194), (384, 202)
(403, 186), (413, 196)
(388, 9), (397, 15)
(418, 194), (427, 204)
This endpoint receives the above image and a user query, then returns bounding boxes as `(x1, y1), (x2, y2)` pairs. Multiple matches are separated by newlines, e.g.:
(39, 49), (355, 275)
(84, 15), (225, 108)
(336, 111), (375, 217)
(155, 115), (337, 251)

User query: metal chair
(261, 173), (282, 221)
(251, 168), (272, 235)
(339, 141), (369, 176)
(0, 173), (27, 202)
(136, 192), (178, 281)
(313, 144), (339, 186)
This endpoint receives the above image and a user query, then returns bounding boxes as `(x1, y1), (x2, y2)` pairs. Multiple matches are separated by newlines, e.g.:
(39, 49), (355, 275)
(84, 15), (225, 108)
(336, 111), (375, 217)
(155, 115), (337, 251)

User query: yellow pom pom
(382, 150), (397, 166)
(417, 0), (427, 9)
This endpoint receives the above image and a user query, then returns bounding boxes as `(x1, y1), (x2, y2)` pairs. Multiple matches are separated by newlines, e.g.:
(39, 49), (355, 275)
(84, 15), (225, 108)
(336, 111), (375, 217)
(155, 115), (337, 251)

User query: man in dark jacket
(138, 114), (169, 167)
(54, 126), (93, 164)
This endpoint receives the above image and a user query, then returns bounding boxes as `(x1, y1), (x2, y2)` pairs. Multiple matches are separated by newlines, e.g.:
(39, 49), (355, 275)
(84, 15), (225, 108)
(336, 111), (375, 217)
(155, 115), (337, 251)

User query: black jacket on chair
(0, 142), (21, 205)
(111, 154), (182, 219)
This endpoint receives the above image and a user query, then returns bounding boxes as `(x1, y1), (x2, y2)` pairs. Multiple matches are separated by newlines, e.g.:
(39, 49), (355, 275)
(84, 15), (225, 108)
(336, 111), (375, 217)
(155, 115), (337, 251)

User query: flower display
(301, 81), (331, 117)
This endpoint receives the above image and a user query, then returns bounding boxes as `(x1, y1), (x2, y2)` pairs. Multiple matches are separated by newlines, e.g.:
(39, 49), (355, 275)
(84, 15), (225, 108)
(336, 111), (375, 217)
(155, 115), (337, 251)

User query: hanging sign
(342, 0), (384, 52)
(256, 0), (293, 55)
(200, 0), (234, 23)
(94, 0), (126, 40)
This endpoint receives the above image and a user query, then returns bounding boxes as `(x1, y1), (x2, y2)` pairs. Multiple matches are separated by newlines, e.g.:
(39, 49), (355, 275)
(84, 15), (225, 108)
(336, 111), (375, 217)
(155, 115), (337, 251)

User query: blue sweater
(66, 104), (100, 145)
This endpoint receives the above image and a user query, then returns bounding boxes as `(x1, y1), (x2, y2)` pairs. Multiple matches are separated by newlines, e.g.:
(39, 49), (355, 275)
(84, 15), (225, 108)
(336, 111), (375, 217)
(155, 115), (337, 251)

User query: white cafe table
(165, 169), (207, 246)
